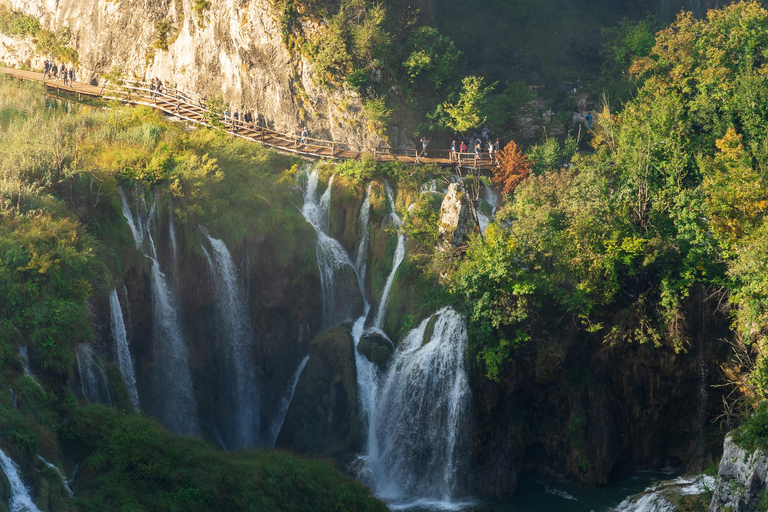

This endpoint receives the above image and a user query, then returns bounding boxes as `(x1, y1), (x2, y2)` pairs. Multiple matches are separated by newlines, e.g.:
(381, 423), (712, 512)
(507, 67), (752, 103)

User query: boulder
(276, 327), (361, 461)
(357, 331), (394, 369)
(437, 183), (472, 250)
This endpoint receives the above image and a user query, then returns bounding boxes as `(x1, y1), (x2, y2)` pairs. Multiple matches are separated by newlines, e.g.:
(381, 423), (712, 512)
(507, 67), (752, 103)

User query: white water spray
(109, 289), (139, 411)
(0, 448), (43, 512)
(120, 187), (198, 435)
(202, 232), (260, 449)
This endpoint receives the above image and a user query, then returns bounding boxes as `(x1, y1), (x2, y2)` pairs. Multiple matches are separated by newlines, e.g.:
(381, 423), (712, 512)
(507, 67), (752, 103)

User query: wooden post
(331, 142), (336, 158)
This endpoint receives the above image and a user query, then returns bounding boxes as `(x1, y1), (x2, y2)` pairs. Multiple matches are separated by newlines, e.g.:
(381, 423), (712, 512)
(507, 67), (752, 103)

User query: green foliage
(362, 96), (391, 133)
(526, 135), (578, 175)
(402, 26), (462, 91)
(600, 15), (661, 103)
(451, 225), (534, 381)
(733, 401), (768, 453)
(0, 6), (78, 64)
(153, 19), (178, 51)
(441, 75), (496, 134)
(192, 0), (211, 28)
(60, 406), (388, 512)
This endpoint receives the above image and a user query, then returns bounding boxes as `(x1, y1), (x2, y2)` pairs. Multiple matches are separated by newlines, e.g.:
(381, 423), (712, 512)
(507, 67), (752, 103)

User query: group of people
(42, 60), (75, 86)
(223, 107), (259, 132)
(450, 126), (500, 164)
(149, 77), (165, 100)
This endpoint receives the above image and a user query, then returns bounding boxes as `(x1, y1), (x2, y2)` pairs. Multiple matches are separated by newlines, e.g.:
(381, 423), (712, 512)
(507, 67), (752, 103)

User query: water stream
(120, 188), (199, 435)
(109, 289), (139, 411)
(36, 455), (74, 499)
(269, 355), (310, 447)
(201, 232), (260, 449)
(0, 448), (43, 512)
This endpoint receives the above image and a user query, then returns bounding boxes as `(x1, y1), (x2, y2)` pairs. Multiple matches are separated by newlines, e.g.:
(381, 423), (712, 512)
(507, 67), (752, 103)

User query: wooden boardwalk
(0, 66), (498, 169)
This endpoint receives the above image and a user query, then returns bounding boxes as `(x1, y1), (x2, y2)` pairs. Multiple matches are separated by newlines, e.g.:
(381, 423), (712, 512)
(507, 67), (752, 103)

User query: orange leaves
(492, 140), (531, 196)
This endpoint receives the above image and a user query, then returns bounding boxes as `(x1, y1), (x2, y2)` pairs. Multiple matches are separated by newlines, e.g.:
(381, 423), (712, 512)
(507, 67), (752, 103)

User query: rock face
(612, 475), (715, 512)
(438, 183), (471, 250)
(5, 0), (382, 146)
(276, 326), (361, 461)
(710, 434), (768, 512)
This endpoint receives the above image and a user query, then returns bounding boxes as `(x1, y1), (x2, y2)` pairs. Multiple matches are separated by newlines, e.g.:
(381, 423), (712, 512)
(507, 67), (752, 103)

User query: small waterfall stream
(269, 355), (310, 447)
(120, 188), (199, 435)
(109, 289), (139, 411)
(201, 232), (260, 449)
(76, 344), (111, 404)
(373, 183), (406, 330)
(36, 456), (74, 499)
(0, 448), (43, 512)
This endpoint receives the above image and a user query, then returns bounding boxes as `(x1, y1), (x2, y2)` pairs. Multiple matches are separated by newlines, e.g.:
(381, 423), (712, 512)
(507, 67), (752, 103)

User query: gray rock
(438, 183), (471, 250)
(710, 434), (768, 512)
(612, 475), (714, 512)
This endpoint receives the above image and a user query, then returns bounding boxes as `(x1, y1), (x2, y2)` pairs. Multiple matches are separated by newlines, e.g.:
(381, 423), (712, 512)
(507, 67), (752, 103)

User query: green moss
(733, 401), (768, 453)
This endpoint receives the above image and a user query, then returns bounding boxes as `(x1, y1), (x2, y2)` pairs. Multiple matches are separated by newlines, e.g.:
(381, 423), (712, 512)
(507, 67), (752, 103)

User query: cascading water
(201, 232), (260, 449)
(36, 456), (74, 499)
(355, 183), (373, 284)
(373, 183), (406, 330)
(299, 168), (471, 508)
(269, 355), (310, 448)
(0, 448), (43, 512)
(301, 170), (368, 326)
(372, 308), (471, 507)
(17, 346), (40, 388)
(120, 188), (199, 435)
(76, 344), (111, 404)
(109, 289), (139, 411)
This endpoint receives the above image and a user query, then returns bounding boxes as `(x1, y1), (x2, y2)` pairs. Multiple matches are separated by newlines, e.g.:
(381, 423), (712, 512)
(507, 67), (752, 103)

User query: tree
(441, 75), (496, 134)
(492, 140), (531, 196)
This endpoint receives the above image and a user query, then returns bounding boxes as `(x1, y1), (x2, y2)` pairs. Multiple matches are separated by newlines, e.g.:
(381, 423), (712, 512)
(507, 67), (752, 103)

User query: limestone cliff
(710, 435), (768, 512)
(4, 0), (382, 146)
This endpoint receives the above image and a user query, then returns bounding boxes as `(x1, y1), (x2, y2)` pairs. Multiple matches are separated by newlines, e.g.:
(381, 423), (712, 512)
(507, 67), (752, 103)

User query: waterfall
(371, 308), (470, 506)
(36, 456), (74, 499)
(201, 232), (260, 449)
(76, 344), (110, 404)
(0, 448), (43, 512)
(109, 289), (139, 411)
(299, 168), (470, 507)
(373, 183), (406, 330)
(269, 355), (310, 447)
(355, 183), (373, 284)
(119, 187), (199, 435)
(301, 169), (368, 326)
(17, 346), (40, 389)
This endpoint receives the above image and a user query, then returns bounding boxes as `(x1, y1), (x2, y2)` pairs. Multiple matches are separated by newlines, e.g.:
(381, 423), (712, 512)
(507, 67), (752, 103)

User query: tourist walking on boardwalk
(233, 108), (240, 131)
(475, 140), (482, 154)
(300, 127), (308, 145)
(68, 67), (74, 86)
(244, 109), (252, 128)
(224, 107), (231, 129)
(51, 63), (58, 80)
(460, 140), (467, 153)
(156, 78), (164, 96)
(149, 78), (156, 100)
(451, 140), (457, 162)
(43, 60), (50, 79)
(488, 140), (495, 164)
(60, 64), (68, 85)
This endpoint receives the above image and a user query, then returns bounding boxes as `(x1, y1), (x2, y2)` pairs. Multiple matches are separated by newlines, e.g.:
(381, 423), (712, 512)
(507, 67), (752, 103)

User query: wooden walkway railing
(0, 67), (498, 169)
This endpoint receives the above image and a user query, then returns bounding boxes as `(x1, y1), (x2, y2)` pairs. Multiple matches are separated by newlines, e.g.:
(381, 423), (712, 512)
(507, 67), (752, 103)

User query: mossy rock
(357, 332), (394, 369)
(277, 326), (361, 461)
(422, 315), (438, 346)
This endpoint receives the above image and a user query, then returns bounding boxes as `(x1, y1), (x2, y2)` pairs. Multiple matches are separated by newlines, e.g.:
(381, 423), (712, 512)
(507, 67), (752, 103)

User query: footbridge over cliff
(0, 67), (498, 170)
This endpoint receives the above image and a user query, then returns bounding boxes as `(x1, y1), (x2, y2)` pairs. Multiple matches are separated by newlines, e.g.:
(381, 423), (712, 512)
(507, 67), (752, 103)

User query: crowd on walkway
(42, 60), (75, 86)
(447, 126), (500, 165)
